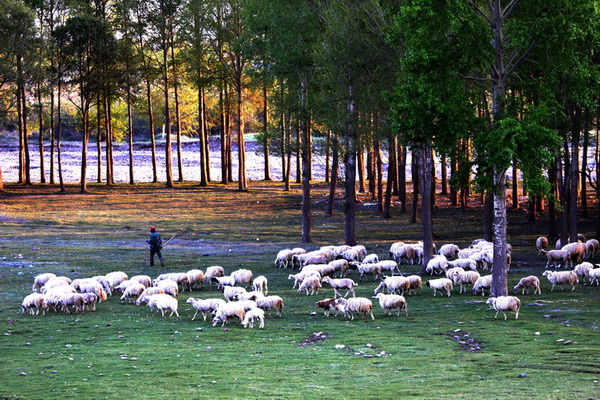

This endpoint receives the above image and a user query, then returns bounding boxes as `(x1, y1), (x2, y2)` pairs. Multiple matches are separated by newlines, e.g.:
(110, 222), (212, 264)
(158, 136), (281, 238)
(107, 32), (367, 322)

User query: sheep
(447, 258), (478, 272)
(536, 236), (549, 257)
(186, 297), (227, 321)
(376, 260), (400, 276)
(438, 244), (460, 260)
(406, 275), (423, 295)
(135, 287), (166, 305)
(43, 286), (76, 312)
(425, 255), (448, 275)
(105, 271), (128, 289)
(231, 269), (253, 288)
(426, 278), (453, 297)
(186, 269), (205, 291)
(120, 283), (146, 304)
(212, 302), (246, 327)
(21, 293), (47, 315)
(147, 294), (179, 317)
(237, 291), (265, 302)
(302, 263), (336, 278)
(445, 266), (465, 280)
(573, 262), (595, 283)
(542, 270), (578, 291)
(114, 279), (137, 293)
(486, 296), (521, 320)
(129, 275), (152, 288)
(40, 276), (72, 293)
(321, 276), (357, 298)
(241, 308), (265, 329)
(214, 275), (236, 290)
(468, 251), (490, 270)
(252, 275), (269, 294)
(59, 292), (85, 314)
(340, 248), (361, 263)
(335, 297), (374, 320)
(204, 266), (225, 285)
(374, 293), (408, 317)
(236, 300), (259, 312)
(315, 298), (341, 317)
(451, 270), (481, 294)
(223, 286), (247, 301)
(32, 273), (57, 292)
(585, 239), (599, 258)
(374, 276), (410, 296)
(275, 249), (294, 268)
(298, 275), (322, 295)
(472, 274), (493, 296)
(562, 242), (585, 267)
(328, 259), (350, 278)
(92, 275), (113, 296)
(256, 295), (284, 317)
(82, 293), (99, 312)
(457, 247), (478, 259)
(155, 272), (190, 292)
(540, 249), (571, 269)
(389, 243), (418, 264)
(588, 268), (600, 285)
(288, 270), (321, 289)
(153, 279), (179, 298)
(78, 282), (108, 302)
(513, 275), (541, 295)
(356, 263), (382, 282)
(363, 254), (379, 264)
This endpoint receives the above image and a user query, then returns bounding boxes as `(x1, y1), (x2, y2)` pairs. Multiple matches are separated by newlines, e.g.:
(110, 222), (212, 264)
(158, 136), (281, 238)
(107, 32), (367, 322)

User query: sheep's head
(485, 297), (496, 305)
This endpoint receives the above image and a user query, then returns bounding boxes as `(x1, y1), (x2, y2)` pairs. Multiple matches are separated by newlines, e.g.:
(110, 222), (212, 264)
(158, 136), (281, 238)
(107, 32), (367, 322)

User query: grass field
(1, 182), (599, 399)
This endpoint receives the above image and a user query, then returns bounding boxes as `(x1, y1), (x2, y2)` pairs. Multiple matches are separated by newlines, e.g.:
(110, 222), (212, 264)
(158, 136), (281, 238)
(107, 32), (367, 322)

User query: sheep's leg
(191, 311), (198, 321)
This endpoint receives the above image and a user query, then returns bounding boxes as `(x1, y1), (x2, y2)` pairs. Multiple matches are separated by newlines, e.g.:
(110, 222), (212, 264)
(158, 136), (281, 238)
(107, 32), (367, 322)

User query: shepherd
(147, 226), (165, 267)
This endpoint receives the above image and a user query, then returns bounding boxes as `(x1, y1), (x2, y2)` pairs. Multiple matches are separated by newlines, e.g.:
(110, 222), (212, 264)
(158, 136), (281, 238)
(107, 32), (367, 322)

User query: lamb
(406, 275), (423, 295)
(256, 295), (284, 317)
(32, 273), (57, 292)
(82, 292), (99, 312)
(425, 255), (448, 275)
(186, 269), (205, 290)
(186, 297), (226, 321)
(120, 283), (146, 304)
(573, 262), (594, 283)
(328, 259), (350, 278)
(335, 297), (374, 320)
(374, 276), (410, 296)
(147, 293), (179, 317)
(540, 249), (571, 269)
(241, 308), (265, 329)
(438, 244), (460, 260)
(472, 274), (493, 296)
(297, 275), (322, 295)
(212, 302), (246, 327)
(447, 258), (478, 272)
(542, 270), (578, 291)
(21, 293), (48, 315)
(362, 254), (379, 264)
(536, 236), (549, 257)
(426, 278), (453, 297)
(231, 268), (253, 288)
(153, 279), (179, 298)
(252, 276), (269, 294)
(59, 292), (85, 314)
(275, 249), (294, 268)
(135, 287), (165, 305)
(321, 276), (357, 298)
(315, 298), (341, 317)
(513, 275), (541, 295)
(451, 270), (481, 294)
(486, 296), (521, 320)
(374, 293), (408, 317)
(214, 275), (236, 289)
(105, 271), (128, 289)
(288, 270), (321, 289)
(223, 286), (247, 301)
(376, 260), (400, 276)
(204, 266), (225, 285)
(588, 268), (600, 285)
(356, 263), (382, 282)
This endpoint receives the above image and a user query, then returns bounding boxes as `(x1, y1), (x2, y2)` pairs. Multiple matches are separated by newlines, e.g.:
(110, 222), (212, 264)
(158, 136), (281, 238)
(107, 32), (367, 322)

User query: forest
(1, 0), (600, 298)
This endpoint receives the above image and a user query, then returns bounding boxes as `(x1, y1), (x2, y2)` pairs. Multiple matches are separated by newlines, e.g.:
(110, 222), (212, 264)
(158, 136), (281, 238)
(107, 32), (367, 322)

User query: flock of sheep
(19, 234), (600, 326)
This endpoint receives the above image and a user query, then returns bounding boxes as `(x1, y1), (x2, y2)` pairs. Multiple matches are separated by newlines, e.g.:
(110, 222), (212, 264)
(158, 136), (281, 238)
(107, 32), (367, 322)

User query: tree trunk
(300, 80), (312, 244)
(56, 70), (65, 192)
(484, 192), (494, 242)
(512, 162), (519, 209)
(418, 145), (434, 275)
(410, 151), (419, 224)
(376, 139), (383, 212)
(490, 168), (509, 297)
(198, 86), (208, 186)
(127, 83), (135, 185)
(325, 129), (331, 183)
(568, 107), (581, 243)
(36, 84), (46, 184)
(581, 113), (589, 218)
(440, 155), (447, 195)
(263, 84), (271, 181)
(236, 72), (247, 191)
(219, 87), (228, 184)
(398, 144), (407, 213)
(383, 137), (396, 219)
(146, 80), (158, 183)
(357, 143), (365, 194)
(548, 160), (558, 238)
(326, 131), (339, 216)
(105, 95), (114, 185)
(344, 85), (357, 246)
(96, 96), (103, 183)
(163, 24), (174, 188)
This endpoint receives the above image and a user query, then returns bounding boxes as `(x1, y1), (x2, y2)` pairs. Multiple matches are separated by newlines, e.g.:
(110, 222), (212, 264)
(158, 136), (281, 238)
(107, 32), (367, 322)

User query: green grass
(1, 182), (599, 399)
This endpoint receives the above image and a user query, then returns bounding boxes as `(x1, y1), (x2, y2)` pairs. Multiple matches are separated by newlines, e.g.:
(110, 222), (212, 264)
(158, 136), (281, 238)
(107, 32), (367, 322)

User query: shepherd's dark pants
(150, 248), (165, 267)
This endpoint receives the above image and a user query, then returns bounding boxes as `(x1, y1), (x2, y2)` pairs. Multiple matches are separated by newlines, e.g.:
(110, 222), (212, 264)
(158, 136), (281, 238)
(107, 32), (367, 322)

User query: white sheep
(540, 249), (571, 269)
(135, 287), (165, 305)
(204, 266), (225, 285)
(406, 275), (423, 295)
(376, 260), (400, 276)
(588, 268), (600, 285)
(340, 248), (361, 263)
(252, 276), (269, 294)
(256, 295), (284, 317)
(445, 266), (465, 280)
(59, 292), (85, 314)
(237, 291), (265, 302)
(82, 292), (99, 312)
(40, 276), (72, 293)
(120, 283), (146, 304)
(363, 253), (379, 264)
(155, 272), (190, 292)
(451, 270), (481, 294)
(129, 275), (153, 288)
(147, 294), (179, 317)
(302, 263), (336, 278)
(231, 268), (253, 288)
(542, 270), (578, 291)
(513, 275), (541, 295)
(153, 279), (179, 298)
(356, 263), (382, 282)
(536, 236), (549, 257)
(214, 275), (236, 289)
(21, 293), (47, 315)
(223, 286), (247, 301)
(32, 273), (56, 292)
(186, 269), (205, 291)
(241, 308), (265, 329)
(321, 276), (357, 298)
(585, 239), (599, 258)
(573, 262), (594, 283)
(92, 275), (113, 296)
(186, 297), (226, 321)
(472, 274), (493, 296)
(426, 278), (453, 297)
(105, 271), (128, 289)
(438, 244), (460, 260)
(447, 258), (478, 271)
(374, 293), (408, 317)
(328, 259), (350, 278)
(561, 242), (585, 267)
(374, 276), (410, 296)
(43, 286), (76, 312)
(275, 249), (294, 268)
(335, 297), (374, 320)
(212, 302), (246, 327)
(425, 255), (448, 275)
(486, 296), (521, 320)
(236, 300), (258, 311)
(78, 282), (108, 302)
(288, 270), (321, 289)
(351, 245), (367, 262)
(298, 275), (322, 295)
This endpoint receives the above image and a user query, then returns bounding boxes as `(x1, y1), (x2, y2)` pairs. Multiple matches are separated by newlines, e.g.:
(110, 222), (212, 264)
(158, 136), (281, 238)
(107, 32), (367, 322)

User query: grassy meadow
(0, 182), (599, 399)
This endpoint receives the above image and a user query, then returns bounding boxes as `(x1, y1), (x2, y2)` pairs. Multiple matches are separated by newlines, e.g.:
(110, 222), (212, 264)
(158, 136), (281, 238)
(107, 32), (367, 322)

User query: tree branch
(500, 0), (520, 23)
(505, 39), (537, 78)
(470, 0), (492, 26)
(460, 74), (495, 82)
